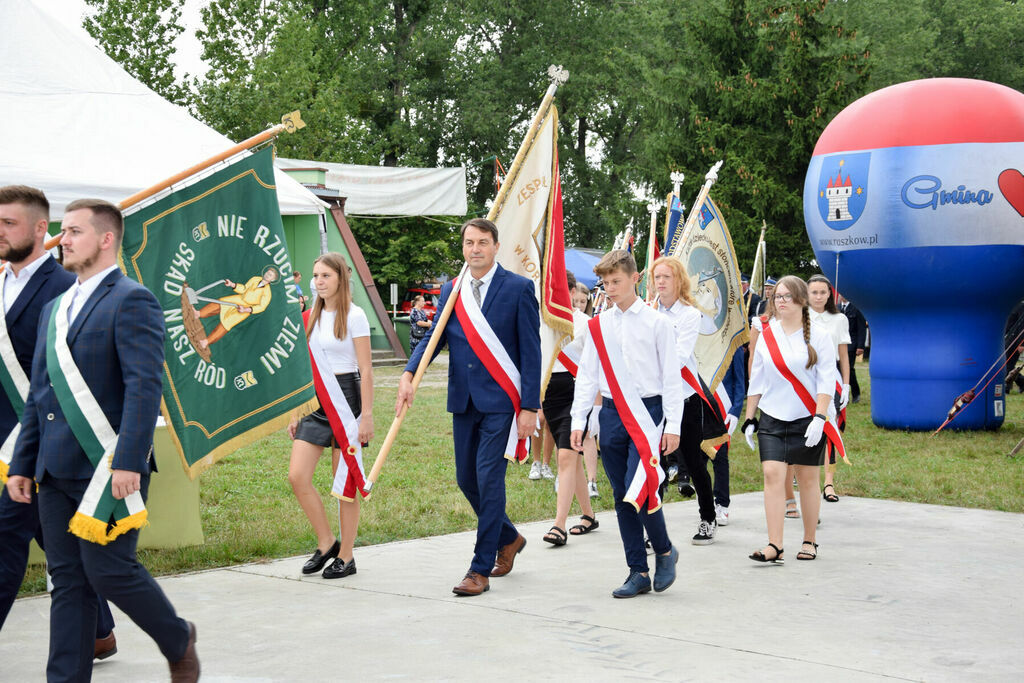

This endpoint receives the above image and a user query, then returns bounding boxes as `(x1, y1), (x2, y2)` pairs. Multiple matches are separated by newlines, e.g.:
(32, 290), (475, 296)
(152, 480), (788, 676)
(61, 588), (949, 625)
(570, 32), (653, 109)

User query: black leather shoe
(322, 557), (356, 579)
(302, 540), (340, 574)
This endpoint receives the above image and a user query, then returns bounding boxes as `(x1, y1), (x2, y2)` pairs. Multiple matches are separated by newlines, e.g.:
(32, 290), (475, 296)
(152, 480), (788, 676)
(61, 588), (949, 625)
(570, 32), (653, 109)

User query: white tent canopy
(276, 158), (467, 216)
(0, 0), (327, 218)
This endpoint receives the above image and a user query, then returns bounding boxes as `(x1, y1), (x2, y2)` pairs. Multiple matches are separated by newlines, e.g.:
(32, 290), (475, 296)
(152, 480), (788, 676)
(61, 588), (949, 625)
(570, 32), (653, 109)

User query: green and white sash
(48, 292), (147, 544)
(0, 269), (29, 482)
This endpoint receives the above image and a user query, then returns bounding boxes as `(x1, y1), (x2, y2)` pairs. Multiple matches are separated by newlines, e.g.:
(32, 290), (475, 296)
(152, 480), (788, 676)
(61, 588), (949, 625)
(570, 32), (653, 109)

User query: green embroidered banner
(122, 147), (317, 478)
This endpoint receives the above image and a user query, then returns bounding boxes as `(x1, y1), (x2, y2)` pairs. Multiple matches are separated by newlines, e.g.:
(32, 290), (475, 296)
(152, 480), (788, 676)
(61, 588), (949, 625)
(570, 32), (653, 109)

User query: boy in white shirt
(570, 250), (683, 598)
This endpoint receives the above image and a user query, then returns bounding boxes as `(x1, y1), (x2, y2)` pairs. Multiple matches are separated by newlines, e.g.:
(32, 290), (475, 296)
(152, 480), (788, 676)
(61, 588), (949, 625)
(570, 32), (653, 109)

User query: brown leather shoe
(491, 533), (526, 577)
(452, 571), (489, 596)
(169, 621), (200, 682)
(94, 631), (117, 660)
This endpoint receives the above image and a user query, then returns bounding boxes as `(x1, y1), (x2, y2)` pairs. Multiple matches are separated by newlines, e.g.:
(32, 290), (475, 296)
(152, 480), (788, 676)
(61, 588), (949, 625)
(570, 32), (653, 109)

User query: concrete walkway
(5, 493), (1023, 681)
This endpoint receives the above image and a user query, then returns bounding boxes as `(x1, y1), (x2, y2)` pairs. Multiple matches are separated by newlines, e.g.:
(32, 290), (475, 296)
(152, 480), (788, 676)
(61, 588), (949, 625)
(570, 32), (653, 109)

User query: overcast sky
(41, 0), (208, 78)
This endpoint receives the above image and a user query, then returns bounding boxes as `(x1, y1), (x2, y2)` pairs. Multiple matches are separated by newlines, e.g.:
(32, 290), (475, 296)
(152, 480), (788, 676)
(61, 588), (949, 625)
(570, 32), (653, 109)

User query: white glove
(744, 424), (756, 451)
(840, 384), (851, 410)
(726, 414), (739, 436)
(804, 415), (826, 447)
(587, 405), (601, 438)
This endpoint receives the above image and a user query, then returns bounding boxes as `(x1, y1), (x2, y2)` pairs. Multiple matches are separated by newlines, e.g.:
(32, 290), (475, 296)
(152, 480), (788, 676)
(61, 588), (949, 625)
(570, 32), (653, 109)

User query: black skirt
(294, 372), (361, 448)
(541, 372), (577, 451)
(757, 412), (826, 466)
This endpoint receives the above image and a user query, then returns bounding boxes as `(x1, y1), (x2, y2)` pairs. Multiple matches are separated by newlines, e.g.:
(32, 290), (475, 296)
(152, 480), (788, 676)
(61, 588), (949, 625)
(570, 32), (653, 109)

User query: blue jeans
(599, 396), (672, 573)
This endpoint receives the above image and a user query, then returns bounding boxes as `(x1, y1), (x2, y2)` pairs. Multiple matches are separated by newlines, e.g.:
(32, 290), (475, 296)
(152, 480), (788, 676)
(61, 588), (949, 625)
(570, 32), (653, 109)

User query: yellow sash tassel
(330, 490), (359, 503)
(69, 509), (149, 546)
(0, 460), (9, 484)
(700, 434), (730, 460)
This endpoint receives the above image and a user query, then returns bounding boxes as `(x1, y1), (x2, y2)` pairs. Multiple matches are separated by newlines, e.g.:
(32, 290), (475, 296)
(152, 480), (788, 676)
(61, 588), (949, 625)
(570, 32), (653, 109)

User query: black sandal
(823, 484), (839, 503)
(569, 514), (600, 535)
(543, 526), (567, 546)
(797, 541), (819, 560)
(749, 543), (784, 564)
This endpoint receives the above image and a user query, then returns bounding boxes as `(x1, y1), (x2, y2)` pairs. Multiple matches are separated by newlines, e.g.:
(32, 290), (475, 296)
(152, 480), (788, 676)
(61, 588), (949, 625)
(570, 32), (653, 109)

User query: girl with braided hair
(806, 274), (851, 503)
(742, 276), (836, 563)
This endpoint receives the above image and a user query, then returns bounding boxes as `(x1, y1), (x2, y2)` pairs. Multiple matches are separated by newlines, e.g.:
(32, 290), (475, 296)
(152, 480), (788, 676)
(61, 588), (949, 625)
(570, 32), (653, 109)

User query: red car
(399, 285), (440, 319)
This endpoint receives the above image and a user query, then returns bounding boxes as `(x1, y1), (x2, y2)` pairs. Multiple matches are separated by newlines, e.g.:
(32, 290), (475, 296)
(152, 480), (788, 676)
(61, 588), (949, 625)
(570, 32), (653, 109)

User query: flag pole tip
(547, 65), (569, 86)
(281, 110), (306, 133)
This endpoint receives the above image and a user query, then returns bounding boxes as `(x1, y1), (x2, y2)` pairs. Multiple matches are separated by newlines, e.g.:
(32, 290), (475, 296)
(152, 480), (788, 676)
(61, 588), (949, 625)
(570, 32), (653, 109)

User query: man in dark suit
(0, 186), (117, 659)
(840, 295), (868, 403)
(397, 218), (540, 596)
(754, 277), (776, 317)
(6, 199), (198, 681)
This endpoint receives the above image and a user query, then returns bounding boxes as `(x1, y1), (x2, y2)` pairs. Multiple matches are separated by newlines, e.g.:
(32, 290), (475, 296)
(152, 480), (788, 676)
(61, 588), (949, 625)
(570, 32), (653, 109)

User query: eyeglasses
(773, 294), (793, 302)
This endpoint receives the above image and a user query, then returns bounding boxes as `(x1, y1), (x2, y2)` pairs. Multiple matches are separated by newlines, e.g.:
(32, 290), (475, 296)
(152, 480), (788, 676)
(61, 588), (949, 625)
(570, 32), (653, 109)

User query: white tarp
(276, 158), (468, 216)
(0, 0), (327, 217)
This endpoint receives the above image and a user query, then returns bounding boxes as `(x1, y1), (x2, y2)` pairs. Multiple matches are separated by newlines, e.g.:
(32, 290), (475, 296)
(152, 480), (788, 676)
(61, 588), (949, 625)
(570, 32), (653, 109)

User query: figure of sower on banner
(181, 266), (279, 362)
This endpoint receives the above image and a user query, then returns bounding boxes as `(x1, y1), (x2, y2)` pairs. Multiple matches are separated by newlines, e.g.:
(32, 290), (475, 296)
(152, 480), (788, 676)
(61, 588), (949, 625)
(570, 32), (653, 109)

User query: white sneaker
(715, 504), (729, 526)
(540, 464), (555, 480)
(528, 461), (542, 480)
(692, 519), (717, 545)
(588, 480), (599, 498)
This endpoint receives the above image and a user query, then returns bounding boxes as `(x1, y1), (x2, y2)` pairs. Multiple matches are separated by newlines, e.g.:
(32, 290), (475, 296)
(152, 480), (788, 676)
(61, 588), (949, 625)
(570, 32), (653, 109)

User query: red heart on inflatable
(998, 169), (1024, 217)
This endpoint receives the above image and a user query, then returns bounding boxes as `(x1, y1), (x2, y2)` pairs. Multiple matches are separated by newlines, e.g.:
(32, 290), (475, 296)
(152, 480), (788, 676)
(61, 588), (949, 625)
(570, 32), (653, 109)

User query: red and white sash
(761, 320), (848, 463)
(588, 315), (665, 513)
(555, 335), (584, 378)
(452, 275), (529, 463)
(303, 311), (368, 501)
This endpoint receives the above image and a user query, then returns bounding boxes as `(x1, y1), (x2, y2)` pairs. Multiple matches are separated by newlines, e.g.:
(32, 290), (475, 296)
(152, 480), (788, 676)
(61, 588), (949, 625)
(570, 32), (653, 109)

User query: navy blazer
(0, 256), (75, 437)
(9, 269), (165, 481)
(406, 264), (541, 414)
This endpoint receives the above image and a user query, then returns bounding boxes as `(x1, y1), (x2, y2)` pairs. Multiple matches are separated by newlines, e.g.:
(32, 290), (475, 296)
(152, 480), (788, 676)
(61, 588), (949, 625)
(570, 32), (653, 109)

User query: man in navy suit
(0, 186), (118, 659)
(6, 199), (198, 681)
(397, 218), (540, 596)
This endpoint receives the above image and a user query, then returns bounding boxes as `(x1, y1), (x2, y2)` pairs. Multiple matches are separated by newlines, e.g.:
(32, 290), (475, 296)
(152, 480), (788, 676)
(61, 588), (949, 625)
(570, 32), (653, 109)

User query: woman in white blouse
(807, 275), (850, 503)
(652, 257), (726, 545)
(288, 253), (374, 579)
(743, 276), (835, 563)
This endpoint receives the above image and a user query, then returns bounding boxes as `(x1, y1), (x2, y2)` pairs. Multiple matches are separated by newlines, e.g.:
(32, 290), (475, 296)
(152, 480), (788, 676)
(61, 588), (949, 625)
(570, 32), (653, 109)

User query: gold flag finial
(281, 110), (306, 133)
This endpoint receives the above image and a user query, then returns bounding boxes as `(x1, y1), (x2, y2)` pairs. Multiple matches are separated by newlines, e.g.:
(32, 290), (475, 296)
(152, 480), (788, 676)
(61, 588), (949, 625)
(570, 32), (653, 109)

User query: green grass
(18, 360), (1024, 595)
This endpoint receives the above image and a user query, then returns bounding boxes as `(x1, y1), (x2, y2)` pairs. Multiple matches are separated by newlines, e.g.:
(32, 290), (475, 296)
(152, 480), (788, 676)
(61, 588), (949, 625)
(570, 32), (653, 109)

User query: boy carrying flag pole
(569, 249), (683, 598)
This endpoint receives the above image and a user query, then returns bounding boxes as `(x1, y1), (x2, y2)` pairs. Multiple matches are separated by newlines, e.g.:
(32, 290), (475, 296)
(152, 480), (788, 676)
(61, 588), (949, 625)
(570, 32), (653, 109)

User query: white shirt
(748, 318), (837, 421)
(657, 299), (701, 370)
(570, 297), (683, 435)
(2, 252), (51, 314)
(67, 264), (120, 324)
(552, 308), (590, 374)
(468, 261), (498, 306)
(317, 304), (371, 373)
(809, 309), (851, 353)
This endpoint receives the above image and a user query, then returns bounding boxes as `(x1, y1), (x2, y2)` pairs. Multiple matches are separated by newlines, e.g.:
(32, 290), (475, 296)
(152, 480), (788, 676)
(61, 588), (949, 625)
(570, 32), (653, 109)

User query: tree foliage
(83, 0), (190, 105)
(82, 0), (1024, 287)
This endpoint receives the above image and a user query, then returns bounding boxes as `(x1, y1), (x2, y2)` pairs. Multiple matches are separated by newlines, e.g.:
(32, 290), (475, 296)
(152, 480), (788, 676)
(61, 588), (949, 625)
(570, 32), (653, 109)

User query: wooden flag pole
(362, 260), (467, 494)
(364, 66), (570, 492)
(39, 111), (307, 252)
(668, 160), (723, 259)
